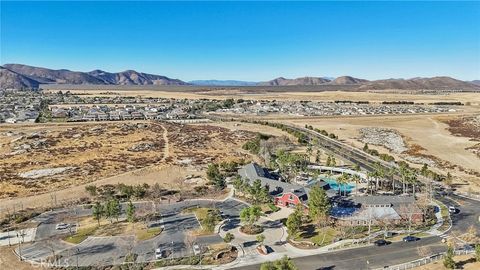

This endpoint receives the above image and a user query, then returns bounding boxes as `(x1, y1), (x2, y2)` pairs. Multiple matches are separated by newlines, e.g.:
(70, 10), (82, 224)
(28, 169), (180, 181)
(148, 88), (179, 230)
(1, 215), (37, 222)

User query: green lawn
(294, 226), (338, 247)
(64, 226), (98, 244)
(182, 207), (221, 234)
(136, 226), (163, 241)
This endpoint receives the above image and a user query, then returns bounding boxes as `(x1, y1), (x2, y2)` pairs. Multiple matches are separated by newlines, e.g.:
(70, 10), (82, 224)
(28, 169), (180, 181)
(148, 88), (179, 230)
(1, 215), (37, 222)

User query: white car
(55, 223), (70, 230)
(448, 206), (456, 213)
(155, 248), (163, 259)
(193, 244), (201, 255)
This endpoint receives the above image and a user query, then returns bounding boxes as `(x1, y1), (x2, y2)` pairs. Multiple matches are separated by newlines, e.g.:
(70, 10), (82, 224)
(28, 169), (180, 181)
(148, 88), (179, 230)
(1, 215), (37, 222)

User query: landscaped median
(63, 216), (162, 244)
(181, 207), (222, 235)
(153, 243), (238, 268)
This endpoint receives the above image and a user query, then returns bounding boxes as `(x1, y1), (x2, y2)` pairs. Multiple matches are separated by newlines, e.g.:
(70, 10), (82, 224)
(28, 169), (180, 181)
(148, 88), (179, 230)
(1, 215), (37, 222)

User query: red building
(274, 189), (309, 209)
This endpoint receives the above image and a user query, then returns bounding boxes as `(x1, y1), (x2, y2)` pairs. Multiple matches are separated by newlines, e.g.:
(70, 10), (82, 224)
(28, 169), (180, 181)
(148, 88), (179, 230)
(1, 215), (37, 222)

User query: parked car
(193, 244), (201, 255)
(374, 239), (390, 246)
(403, 236), (420, 242)
(55, 223), (70, 230)
(155, 248), (163, 259)
(448, 206), (456, 213)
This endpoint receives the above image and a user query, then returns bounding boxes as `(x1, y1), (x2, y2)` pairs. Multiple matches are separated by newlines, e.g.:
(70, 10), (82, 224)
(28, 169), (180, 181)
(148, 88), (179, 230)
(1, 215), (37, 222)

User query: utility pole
(17, 232), (22, 261)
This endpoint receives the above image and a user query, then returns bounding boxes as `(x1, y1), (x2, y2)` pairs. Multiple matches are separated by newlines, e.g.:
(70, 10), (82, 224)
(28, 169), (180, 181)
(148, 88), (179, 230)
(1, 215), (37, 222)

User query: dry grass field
(0, 121), (263, 211)
(44, 89), (480, 104)
(266, 113), (480, 191)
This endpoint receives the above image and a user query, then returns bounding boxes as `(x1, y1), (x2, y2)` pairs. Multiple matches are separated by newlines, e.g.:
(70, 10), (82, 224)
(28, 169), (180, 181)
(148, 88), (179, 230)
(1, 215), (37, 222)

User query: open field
(0, 121), (264, 211)
(265, 113), (480, 191)
(43, 88), (480, 104)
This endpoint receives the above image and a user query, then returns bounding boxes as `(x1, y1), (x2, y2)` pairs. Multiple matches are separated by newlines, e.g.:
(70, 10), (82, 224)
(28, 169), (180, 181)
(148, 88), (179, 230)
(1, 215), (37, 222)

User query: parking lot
(14, 198), (247, 266)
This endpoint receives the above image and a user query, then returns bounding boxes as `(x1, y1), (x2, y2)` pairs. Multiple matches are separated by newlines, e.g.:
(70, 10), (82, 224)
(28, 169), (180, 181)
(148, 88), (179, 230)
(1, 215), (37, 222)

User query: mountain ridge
(1, 63), (479, 91)
(0, 64), (188, 89)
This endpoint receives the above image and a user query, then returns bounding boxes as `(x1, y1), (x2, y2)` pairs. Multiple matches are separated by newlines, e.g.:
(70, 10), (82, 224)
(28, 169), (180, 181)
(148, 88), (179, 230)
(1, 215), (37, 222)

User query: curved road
(232, 195), (479, 270)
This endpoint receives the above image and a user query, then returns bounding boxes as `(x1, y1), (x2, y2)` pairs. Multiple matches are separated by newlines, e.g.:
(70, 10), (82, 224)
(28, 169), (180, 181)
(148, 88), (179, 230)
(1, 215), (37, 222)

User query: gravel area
(359, 127), (408, 154)
(19, 167), (75, 179)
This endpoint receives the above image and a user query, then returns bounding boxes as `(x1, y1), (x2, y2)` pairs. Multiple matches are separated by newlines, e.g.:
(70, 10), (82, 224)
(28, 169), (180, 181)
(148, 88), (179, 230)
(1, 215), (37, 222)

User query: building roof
(238, 162), (308, 196)
(341, 206), (401, 221)
(351, 195), (415, 206)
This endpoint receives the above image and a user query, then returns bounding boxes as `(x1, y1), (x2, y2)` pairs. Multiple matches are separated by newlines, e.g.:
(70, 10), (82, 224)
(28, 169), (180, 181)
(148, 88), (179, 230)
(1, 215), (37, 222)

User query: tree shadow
(456, 257), (476, 269)
(298, 224), (317, 238)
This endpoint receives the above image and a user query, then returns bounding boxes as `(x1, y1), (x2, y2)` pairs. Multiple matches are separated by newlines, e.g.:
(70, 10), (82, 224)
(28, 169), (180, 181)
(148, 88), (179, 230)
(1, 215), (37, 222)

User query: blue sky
(1, 1), (479, 81)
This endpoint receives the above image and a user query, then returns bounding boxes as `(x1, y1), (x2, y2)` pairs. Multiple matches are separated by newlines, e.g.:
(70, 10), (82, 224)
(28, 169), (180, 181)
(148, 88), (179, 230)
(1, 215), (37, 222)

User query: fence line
(374, 249), (474, 270)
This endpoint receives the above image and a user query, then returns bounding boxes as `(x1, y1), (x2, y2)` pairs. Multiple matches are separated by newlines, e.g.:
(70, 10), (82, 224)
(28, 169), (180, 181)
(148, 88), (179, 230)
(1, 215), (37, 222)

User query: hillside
(0, 67), (40, 90)
(258, 76), (331, 86)
(358, 77), (480, 90)
(330, 76), (368, 85)
(258, 75), (479, 90)
(189, 80), (258, 86)
(0, 64), (188, 89)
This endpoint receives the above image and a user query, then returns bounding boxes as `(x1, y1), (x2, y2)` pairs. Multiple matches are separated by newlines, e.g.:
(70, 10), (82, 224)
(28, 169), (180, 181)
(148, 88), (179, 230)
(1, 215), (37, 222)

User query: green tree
(126, 201), (136, 223)
(443, 245), (455, 269)
(420, 164), (429, 177)
(363, 143), (369, 151)
(351, 174), (361, 195)
(240, 205), (262, 228)
(260, 256), (298, 270)
(475, 244), (480, 262)
(286, 206), (303, 237)
(104, 198), (121, 223)
(203, 211), (217, 232)
(224, 232), (235, 243)
(308, 186), (331, 227)
(337, 173), (350, 197)
(207, 163), (225, 189)
(326, 155), (331, 166)
(256, 234), (266, 245)
(315, 150), (321, 163)
(92, 201), (103, 226)
(330, 156), (336, 167)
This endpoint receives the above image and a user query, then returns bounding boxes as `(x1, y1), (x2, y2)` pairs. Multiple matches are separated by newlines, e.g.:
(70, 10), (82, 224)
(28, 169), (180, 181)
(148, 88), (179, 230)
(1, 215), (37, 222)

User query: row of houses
(238, 163), (423, 226)
(50, 105), (193, 122)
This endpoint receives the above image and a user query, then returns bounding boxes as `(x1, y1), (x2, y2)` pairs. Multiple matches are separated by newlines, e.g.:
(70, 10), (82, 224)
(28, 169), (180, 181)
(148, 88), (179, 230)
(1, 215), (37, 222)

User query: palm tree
(337, 173), (350, 197)
(373, 163), (385, 192)
(366, 171), (375, 195)
(306, 144), (313, 162)
(351, 174), (361, 195)
(408, 169), (418, 197)
(398, 163), (409, 195)
(386, 168), (396, 194)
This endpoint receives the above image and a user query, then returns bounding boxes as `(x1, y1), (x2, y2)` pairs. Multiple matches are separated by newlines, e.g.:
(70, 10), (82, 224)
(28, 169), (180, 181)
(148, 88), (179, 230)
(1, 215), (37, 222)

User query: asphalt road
(437, 194), (480, 233)
(233, 236), (446, 270)
(232, 194), (480, 270)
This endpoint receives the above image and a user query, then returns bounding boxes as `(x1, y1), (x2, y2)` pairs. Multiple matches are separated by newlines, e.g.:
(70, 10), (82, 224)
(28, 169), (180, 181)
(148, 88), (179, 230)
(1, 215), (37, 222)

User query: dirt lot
(0, 121), (258, 211)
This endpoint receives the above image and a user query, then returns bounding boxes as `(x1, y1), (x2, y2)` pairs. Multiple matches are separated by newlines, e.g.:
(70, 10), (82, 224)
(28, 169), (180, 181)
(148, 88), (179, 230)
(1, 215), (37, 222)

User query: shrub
(224, 232), (235, 243)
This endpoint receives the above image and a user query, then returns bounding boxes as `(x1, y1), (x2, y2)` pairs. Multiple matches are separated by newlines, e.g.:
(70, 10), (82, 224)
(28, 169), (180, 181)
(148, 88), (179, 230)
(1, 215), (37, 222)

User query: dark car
(403, 236), (420, 242)
(374, 239), (390, 246)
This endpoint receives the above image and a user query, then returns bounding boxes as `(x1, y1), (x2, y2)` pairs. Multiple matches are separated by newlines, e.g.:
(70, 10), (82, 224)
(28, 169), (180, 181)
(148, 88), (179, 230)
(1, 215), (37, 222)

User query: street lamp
(16, 232), (22, 261)
(75, 248), (80, 269)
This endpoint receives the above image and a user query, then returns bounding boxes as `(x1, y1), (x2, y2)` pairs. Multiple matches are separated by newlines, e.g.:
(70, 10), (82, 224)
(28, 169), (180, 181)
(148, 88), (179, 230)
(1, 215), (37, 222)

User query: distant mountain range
(1, 63), (479, 91)
(189, 80), (258, 86)
(0, 64), (187, 90)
